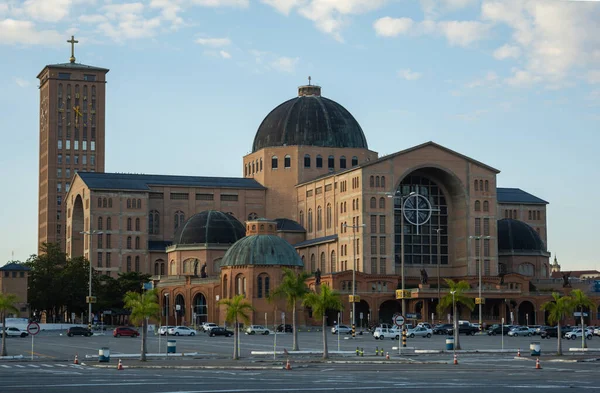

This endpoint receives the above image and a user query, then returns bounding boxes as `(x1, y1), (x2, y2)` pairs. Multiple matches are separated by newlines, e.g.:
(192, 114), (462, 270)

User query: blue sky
(0, 0), (598, 270)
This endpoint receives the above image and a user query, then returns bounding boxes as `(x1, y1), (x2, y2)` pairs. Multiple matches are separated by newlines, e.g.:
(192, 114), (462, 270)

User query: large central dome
(252, 84), (368, 153)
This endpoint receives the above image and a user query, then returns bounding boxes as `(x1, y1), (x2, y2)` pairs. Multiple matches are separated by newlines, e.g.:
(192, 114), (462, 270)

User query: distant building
(0, 263), (31, 318)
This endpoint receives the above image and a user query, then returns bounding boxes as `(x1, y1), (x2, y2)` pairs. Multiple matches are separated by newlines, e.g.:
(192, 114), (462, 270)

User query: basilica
(64, 82), (600, 328)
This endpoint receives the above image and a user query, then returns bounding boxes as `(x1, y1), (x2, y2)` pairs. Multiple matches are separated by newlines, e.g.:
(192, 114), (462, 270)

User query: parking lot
(2, 327), (599, 360)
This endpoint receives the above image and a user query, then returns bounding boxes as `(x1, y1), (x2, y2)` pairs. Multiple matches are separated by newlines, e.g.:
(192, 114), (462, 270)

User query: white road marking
(41, 364), (54, 367)
(0, 365), (10, 368)
(28, 364), (40, 368)
(15, 365), (25, 368)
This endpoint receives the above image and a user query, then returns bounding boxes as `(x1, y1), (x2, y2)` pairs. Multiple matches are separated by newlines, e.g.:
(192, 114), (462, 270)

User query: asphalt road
(0, 360), (599, 393)
(2, 329), (598, 360)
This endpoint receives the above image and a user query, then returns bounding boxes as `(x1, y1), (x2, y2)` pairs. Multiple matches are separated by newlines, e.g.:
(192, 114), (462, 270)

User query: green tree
(61, 256), (90, 318)
(123, 289), (160, 361)
(302, 285), (343, 360)
(218, 295), (255, 360)
(0, 293), (19, 357)
(269, 268), (310, 351)
(436, 279), (474, 350)
(118, 272), (153, 295)
(569, 289), (594, 349)
(540, 292), (573, 355)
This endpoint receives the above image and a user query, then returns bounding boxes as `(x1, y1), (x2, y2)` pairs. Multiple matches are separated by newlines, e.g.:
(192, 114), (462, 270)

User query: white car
(202, 323), (218, 333)
(167, 326), (196, 336)
(331, 325), (352, 335)
(159, 325), (175, 335)
(564, 328), (593, 340)
(594, 327), (600, 337)
(406, 326), (433, 338)
(2, 327), (28, 338)
(373, 327), (401, 340)
(245, 325), (270, 335)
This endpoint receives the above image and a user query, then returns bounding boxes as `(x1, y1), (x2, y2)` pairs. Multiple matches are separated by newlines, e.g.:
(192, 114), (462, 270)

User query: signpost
(393, 314), (405, 328)
(27, 322), (40, 361)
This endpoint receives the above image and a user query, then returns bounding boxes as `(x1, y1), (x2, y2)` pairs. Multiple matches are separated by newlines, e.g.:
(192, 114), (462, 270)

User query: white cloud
(271, 56), (299, 73)
(493, 44), (520, 60)
(22, 0), (74, 22)
(195, 37), (231, 47)
(437, 20), (489, 47)
(398, 68), (422, 80)
(190, 0), (249, 7)
(373, 17), (414, 37)
(505, 68), (542, 87)
(150, 0), (184, 29)
(419, 0), (479, 19)
(588, 70), (600, 84)
(97, 3), (161, 41)
(13, 77), (31, 88)
(0, 19), (62, 45)
(261, 0), (303, 15)
(219, 50), (231, 59)
(79, 14), (108, 24)
(466, 71), (499, 88)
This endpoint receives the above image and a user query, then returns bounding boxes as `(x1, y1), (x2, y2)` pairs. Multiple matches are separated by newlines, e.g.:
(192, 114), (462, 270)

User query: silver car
(406, 326), (433, 338)
(331, 325), (352, 335)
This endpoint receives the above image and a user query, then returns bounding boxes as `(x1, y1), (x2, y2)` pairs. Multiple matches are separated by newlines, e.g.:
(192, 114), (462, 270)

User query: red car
(113, 327), (139, 338)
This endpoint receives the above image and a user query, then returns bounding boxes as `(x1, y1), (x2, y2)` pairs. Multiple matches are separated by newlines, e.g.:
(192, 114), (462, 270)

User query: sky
(0, 0), (598, 271)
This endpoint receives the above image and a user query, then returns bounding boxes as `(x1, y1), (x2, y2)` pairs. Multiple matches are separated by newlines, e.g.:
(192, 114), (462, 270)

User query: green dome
(221, 235), (303, 267)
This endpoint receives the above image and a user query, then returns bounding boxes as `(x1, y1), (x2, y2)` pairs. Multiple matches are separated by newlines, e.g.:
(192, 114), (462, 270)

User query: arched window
(299, 210), (304, 228)
(340, 156), (347, 169)
(135, 256), (140, 272)
(307, 208), (313, 232)
(316, 155), (323, 168)
(252, 161), (255, 174)
(379, 197), (385, 209)
(127, 217), (132, 231)
(475, 200), (481, 212)
(107, 217), (112, 230)
(137, 199), (141, 209)
(126, 256), (132, 272)
(330, 251), (336, 273)
(135, 236), (140, 249)
(518, 263), (535, 276)
(174, 210), (185, 231)
(257, 274), (270, 298)
(170, 261), (176, 275)
(271, 156), (278, 169)
(265, 276), (270, 297)
(310, 254), (316, 272)
(257, 276), (263, 298)
(149, 210), (160, 234)
(108, 198), (112, 208)
(135, 218), (140, 231)
(247, 212), (258, 220)
(235, 274), (246, 296)
(304, 154), (311, 168)
(483, 201), (489, 212)
(370, 176), (375, 187)
(127, 199), (131, 209)
(376, 176), (380, 187)
(320, 252), (326, 272)
(284, 155), (291, 168)
(484, 180), (489, 192)
(154, 262), (159, 275)
(301, 255), (305, 269)
(328, 155), (334, 169)
(244, 164), (248, 176)
(381, 176), (386, 188)
(127, 236), (132, 249)
(351, 156), (358, 166)
(326, 203), (332, 229)
(97, 197), (102, 208)
(370, 197), (376, 209)
(260, 158), (263, 171)
(160, 262), (165, 275)
(479, 180), (483, 191)
(98, 217), (103, 230)
(102, 198), (107, 208)
(474, 180), (479, 191)
(317, 205), (322, 231)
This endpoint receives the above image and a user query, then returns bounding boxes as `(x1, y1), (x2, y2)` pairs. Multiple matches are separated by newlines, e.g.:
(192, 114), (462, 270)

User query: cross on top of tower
(308, 76), (311, 86)
(67, 35), (79, 63)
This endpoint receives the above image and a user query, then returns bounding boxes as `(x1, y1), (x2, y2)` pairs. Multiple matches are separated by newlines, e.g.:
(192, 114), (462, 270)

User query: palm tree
(569, 289), (594, 349)
(218, 294), (255, 360)
(269, 267), (310, 351)
(123, 289), (160, 361)
(0, 293), (19, 357)
(436, 279), (474, 350)
(541, 292), (573, 356)
(302, 285), (343, 360)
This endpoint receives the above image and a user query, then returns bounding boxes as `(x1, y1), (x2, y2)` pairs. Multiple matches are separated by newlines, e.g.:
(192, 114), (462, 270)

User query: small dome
(221, 235), (304, 267)
(498, 219), (546, 254)
(251, 84), (368, 152)
(274, 218), (305, 232)
(173, 211), (245, 245)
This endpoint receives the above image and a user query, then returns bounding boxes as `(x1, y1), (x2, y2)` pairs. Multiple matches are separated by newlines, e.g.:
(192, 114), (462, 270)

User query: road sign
(395, 289), (412, 299)
(393, 314), (405, 327)
(103, 310), (112, 315)
(475, 297), (486, 305)
(348, 295), (360, 303)
(86, 296), (97, 304)
(27, 322), (40, 336)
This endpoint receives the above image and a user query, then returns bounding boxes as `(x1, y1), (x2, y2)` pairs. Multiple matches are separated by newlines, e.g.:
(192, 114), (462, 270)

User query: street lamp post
(434, 227), (443, 320)
(343, 223), (366, 338)
(470, 235), (490, 333)
(164, 293), (169, 355)
(451, 290), (456, 353)
(81, 230), (102, 330)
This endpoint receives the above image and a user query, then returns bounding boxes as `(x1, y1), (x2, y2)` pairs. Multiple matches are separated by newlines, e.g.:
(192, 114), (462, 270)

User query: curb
(89, 363), (298, 370)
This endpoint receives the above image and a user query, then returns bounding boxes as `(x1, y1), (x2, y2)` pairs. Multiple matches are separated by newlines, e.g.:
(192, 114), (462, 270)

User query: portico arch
(192, 293), (208, 326)
(175, 294), (185, 324)
(71, 194), (85, 257)
(518, 300), (535, 325)
(379, 300), (401, 325)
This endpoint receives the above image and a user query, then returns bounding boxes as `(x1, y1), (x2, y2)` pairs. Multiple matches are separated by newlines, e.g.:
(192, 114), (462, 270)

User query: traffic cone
(517, 348), (521, 357)
(117, 359), (124, 370)
(285, 359), (291, 370)
(535, 358), (541, 370)
(386, 352), (390, 360)
(453, 354), (458, 365)
(73, 354), (79, 365)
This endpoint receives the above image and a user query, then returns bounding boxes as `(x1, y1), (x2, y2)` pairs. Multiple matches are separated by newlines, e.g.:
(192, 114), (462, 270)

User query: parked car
(407, 326), (433, 338)
(67, 326), (92, 337)
(508, 326), (534, 337)
(372, 327), (400, 340)
(433, 324), (453, 335)
(201, 323), (218, 333)
(594, 326), (600, 337)
(209, 327), (233, 337)
(447, 322), (479, 336)
(276, 324), (293, 333)
(487, 324), (510, 336)
(159, 326), (175, 335)
(417, 323), (433, 330)
(2, 327), (28, 338)
(564, 328), (593, 340)
(168, 326), (196, 336)
(331, 325), (352, 335)
(245, 325), (270, 335)
(529, 325), (543, 335)
(113, 327), (139, 338)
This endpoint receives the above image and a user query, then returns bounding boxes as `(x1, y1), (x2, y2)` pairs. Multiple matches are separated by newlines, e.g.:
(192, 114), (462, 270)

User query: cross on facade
(67, 35), (79, 63)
